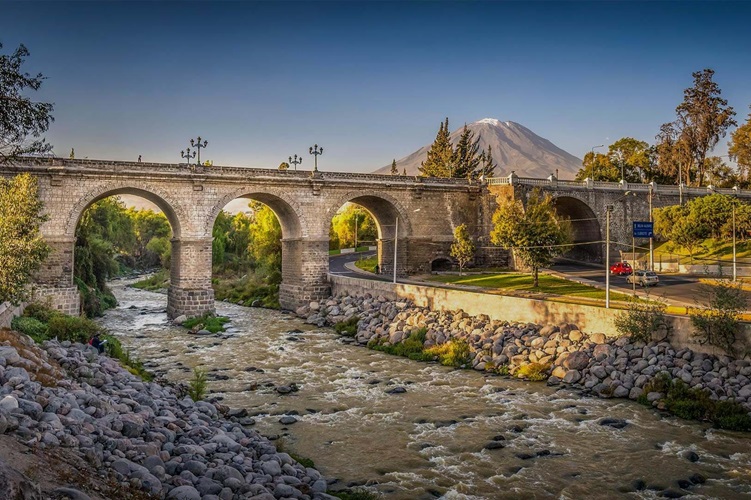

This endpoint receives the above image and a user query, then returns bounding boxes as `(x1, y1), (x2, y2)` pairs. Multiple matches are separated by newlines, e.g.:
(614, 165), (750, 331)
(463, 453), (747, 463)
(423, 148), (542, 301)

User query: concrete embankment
(0, 330), (333, 499)
(296, 292), (751, 418)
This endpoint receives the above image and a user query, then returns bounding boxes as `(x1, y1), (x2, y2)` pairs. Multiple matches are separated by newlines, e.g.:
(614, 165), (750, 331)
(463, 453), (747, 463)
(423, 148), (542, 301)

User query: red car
(610, 262), (633, 275)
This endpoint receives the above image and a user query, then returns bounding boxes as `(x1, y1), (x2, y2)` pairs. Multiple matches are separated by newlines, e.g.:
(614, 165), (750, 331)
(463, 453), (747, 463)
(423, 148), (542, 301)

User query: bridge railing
(487, 172), (751, 198)
(7, 157), (472, 187)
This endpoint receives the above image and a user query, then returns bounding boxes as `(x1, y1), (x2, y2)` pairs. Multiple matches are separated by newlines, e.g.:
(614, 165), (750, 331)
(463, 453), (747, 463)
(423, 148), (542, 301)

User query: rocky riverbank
(0, 329), (332, 499)
(296, 293), (751, 427)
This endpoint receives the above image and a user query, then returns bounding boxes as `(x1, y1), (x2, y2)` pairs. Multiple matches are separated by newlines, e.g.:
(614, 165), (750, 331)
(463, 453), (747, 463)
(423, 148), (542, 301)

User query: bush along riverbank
(0, 328), (333, 499)
(296, 294), (751, 432)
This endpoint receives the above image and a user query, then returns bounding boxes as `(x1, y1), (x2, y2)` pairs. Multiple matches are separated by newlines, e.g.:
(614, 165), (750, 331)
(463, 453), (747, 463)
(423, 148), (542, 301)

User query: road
(330, 253), (744, 308)
(550, 261), (714, 307)
(328, 251), (378, 278)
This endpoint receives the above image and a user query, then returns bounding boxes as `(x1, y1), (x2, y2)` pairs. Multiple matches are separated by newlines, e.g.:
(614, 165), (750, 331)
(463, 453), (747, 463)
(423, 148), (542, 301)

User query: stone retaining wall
(0, 302), (25, 329)
(328, 275), (751, 356)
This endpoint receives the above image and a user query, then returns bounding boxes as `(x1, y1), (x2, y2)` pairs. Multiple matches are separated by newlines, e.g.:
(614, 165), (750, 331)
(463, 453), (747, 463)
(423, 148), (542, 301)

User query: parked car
(627, 270), (660, 287)
(610, 262), (633, 275)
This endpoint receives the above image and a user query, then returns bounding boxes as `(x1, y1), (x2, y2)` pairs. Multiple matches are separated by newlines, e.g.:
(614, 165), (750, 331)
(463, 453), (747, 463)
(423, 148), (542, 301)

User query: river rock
(563, 352), (590, 371)
(385, 386), (407, 394)
(173, 315), (188, 325)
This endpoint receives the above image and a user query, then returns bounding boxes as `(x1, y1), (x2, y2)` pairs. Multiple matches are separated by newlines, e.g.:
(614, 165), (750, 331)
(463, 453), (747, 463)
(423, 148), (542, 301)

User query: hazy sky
(3, 1), (750, 173)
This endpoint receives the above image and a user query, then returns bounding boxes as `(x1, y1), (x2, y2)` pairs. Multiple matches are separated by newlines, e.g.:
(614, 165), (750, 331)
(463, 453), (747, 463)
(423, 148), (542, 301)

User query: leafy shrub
(615, 297), (671, 343)
(638, 374), (751, 431)
(515, 362), (551, 381)
(371, 328), (434, 361)
(188, 368), (208, 401)
(424, 338), (471, 367)
(691, 279), (747, 356)
(11, 316), (49, 342)
(183, 313), (230, 333)
(47, 314), (102, 343)
(23, 302), (58, 323)
(334, 316), (360, 337)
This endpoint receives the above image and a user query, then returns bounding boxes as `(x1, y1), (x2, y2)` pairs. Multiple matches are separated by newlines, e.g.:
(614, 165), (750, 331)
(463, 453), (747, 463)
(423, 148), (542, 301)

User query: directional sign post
(633, 221), (653, 238)
(630, 222), (654, 295)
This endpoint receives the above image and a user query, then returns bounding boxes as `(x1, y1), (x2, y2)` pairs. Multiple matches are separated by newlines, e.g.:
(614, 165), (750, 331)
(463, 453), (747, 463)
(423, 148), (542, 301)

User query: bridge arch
(209, 188), (312, 310)
(552, 195), (602, 262)
(327, 191), (415, 276)
(207, 188), (306, 239)
(66, 184), (183, 239)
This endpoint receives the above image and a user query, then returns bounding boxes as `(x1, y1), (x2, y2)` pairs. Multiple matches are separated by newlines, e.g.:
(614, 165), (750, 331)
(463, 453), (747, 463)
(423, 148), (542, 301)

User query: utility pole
(393, 216), (399, 284)
(606, 205), (612, 308)
(733, 199), (737, 282)
(649, 184), (654, 271)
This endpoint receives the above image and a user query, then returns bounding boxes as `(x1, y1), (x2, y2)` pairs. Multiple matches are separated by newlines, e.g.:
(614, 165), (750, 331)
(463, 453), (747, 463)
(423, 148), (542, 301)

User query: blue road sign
(633, 221), (653, 238)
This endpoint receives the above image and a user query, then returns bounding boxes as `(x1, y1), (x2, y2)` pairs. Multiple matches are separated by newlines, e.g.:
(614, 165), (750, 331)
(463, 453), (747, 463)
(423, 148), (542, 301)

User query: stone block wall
(167, 287), (215, 319)
(32, 286), (80, 316)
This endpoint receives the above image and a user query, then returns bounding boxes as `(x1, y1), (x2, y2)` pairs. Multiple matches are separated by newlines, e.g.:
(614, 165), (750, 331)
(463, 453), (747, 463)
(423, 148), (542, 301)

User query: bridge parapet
(488, 175), (751, 198)
(5, 157), (472, 188)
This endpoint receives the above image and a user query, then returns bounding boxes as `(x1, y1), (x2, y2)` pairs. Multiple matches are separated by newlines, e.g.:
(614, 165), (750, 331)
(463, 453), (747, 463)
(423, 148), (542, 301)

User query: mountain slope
(375, 118), (582, 179)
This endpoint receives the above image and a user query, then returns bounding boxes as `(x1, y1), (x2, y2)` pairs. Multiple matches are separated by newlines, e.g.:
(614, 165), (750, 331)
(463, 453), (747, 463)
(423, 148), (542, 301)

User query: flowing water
(99, 279), (751, 499)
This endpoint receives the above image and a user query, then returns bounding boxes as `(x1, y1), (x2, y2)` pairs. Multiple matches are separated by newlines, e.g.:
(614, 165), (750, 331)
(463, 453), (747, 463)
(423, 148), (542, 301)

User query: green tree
(330, 205), (377, 249)
(0, 173), (50, 303)
(278, 162), (290, 170)
(450, 223), (475, 275)
(453, 124), (481, 179)
(248, 201), (282, 271)
(608, 137), (652, 182)
(490, 189), (572, 287)
(390, 159), (398, 175)
(419, 117), (454, 177)
(654, 122), (692, 185)
(674, 69), (737, 186)
(0, 43), (54, 163)
(479, 145), (496, 178)
(729, 106), (751, 186)
(576, 152), (619, 181)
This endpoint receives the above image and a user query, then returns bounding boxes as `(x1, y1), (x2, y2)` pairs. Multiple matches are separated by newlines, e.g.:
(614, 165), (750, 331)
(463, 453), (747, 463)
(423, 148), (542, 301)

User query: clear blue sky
(3, 1), (750, 172)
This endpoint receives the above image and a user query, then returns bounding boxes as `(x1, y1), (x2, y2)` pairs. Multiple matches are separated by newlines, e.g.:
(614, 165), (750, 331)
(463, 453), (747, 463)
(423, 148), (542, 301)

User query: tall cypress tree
(453, 124), (481, 179)
(479, 145), (496, 177)
(419, 117), (454, 177)
(390, 159), (398, 175)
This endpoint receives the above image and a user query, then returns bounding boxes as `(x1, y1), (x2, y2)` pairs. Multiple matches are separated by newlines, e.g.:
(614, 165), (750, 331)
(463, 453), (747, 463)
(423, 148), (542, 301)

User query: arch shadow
(553, 196), (602, 262)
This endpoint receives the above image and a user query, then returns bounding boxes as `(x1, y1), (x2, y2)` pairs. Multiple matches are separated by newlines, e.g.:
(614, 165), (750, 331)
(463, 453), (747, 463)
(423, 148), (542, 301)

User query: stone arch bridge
(4, 159), (747, 318)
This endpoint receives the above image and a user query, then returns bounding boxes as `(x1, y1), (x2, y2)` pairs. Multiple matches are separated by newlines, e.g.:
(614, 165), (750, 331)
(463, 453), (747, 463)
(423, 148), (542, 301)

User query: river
(98, 279), (751, 499)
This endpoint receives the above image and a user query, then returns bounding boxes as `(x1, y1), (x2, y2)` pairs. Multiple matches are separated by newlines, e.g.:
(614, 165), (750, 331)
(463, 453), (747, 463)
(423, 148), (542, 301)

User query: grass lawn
(355, 255), (378, 273)
(654, 239), (751, 265)
(429, 272), (634, 302)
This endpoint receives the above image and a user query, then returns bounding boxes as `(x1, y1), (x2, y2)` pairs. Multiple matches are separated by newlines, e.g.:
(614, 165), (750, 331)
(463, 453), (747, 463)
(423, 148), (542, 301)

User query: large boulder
(563, 351), (590, 371)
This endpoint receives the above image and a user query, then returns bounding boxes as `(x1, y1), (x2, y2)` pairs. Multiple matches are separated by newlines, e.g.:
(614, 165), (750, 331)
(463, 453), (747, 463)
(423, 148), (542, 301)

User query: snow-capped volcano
(375, 118), (582, 179)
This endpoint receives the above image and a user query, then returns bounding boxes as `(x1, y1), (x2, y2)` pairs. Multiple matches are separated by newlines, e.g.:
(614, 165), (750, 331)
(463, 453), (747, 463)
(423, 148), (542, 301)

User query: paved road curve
(328, 251), (377, 278)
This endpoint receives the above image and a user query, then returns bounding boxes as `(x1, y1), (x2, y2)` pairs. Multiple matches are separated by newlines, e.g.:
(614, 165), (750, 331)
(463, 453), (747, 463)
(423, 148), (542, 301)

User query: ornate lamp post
(309, 144), (323, 173)
(190, 137), (208, 165)
(289, 154), (303, 171)
(181, 148), (196, 165)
